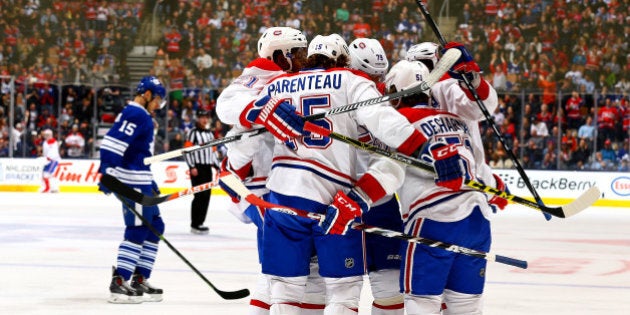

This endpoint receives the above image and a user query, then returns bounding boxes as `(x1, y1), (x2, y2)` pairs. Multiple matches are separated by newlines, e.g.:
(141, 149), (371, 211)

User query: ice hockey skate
(131, 272), (163, 302)
(108, 267), (143, 304)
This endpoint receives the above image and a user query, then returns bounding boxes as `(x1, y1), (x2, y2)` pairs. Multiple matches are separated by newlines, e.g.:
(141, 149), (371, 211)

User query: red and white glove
(319, 189), (369, 235)
(240, 95), (305, 142)
(430, 142), (465, 191)
(489, 173), (509, 212)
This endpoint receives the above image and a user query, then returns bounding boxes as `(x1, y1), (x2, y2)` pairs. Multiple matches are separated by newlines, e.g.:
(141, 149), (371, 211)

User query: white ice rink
(1, 192), (629, 314)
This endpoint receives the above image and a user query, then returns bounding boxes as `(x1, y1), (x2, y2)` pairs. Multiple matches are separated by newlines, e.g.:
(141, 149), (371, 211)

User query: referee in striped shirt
(185, 109), (219, 234)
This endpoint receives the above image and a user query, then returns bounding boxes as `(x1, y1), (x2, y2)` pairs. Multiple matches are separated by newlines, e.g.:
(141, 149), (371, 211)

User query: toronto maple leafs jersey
(262, 67), (414, 204)
(99, 102), (155, 186)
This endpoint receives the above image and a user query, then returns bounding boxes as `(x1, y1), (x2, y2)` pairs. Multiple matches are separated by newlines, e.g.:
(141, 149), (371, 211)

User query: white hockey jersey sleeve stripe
(101, 135), (128, 156)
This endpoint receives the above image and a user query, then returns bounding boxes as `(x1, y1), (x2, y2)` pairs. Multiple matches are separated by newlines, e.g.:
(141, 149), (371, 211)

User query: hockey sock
(136, 240), (159, 278)
(116, 240), (142, 280)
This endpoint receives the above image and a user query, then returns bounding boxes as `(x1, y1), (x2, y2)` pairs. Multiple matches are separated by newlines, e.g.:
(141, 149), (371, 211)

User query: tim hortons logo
(611, 176), (630, 196)
(164, 165), (179, 183)
(53, 162), (100, 183)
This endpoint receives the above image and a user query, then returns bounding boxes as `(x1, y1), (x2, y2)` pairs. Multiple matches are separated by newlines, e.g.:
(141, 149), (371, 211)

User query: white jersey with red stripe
(216, 58), (285, 127)
(43, 138), (61, 162)
(216, 57), (284, 180)
(262, 67), (414, 204)
(396, 77), (499, 226)
(397, 106), (492, 227)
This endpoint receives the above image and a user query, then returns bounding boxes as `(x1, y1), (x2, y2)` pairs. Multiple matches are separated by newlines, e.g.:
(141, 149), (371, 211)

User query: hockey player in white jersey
(383, 55), (507, 315)
(216, 27), (327, 315)
(40, 129), (61, 193)
(98, 76), (167, 304)
(348, 37), (404, 315)
(247, 34), (427, 315)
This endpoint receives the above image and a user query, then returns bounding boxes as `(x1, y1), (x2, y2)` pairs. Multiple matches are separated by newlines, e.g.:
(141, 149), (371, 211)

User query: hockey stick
(303, 122), (600, 219)
(101, 176), (250, 300)
(143, 49), (461, 165)
(144, 127), (268, 165)
(100, 174), (217, 206)
(413, 0), (552, 221)
(218, 173), (527, 269)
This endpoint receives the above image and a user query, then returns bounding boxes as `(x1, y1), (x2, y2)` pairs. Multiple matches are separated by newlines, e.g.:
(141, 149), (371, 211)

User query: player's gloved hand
(151, 180), (161, 195)
(241, 95), (305, 142)
(319, 189), (369, 235)
(218, 172), (242, 203)
(489, 173), (509, 213)
(98, 180), (112, 195)
(430, 142), (465, 191)
(220, 157), (252, 181)
(442, 42), (482, 88)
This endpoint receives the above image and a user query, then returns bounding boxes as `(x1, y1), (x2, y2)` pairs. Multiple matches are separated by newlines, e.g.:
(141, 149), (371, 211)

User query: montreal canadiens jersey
(216, 58), (284, 186)
(216, 58), (285, 126)
(43, 138), (61, 162)
(396, 77), (499, 226)
(262, 68), (414, 204)
(99, 102), (155, 186)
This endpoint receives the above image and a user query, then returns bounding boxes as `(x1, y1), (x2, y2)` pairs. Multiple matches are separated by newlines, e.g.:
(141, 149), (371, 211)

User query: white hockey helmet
(384, 60), (431, 96)
(307, 34), (347, 60)
(348, 38), (389, 76)
(406, 42), (439, 69)
(257, 27), (307, 60)
(328, 33), (350, 59)
(42, 129), (53, 139)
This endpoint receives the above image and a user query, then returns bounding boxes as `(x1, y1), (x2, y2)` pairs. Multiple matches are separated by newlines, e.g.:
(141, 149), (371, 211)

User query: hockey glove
(97, 180), (112, 195)
(489, 173), (509, 213)
(241, 95), (306, 142)
(218, 172), (242, 204)
(320, 189), (369, 235)
(430, 142), (465, 191)
(151, 180), (161, 196)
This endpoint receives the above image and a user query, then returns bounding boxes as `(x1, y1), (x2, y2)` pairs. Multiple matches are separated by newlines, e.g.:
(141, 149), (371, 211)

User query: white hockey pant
(405, 289), (482, 315)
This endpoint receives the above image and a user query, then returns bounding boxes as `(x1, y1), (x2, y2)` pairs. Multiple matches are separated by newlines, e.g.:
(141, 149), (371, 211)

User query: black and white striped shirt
(184, 127), (219, 167)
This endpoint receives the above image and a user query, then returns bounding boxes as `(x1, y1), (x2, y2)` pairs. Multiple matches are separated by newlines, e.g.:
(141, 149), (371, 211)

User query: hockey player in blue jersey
(98, 76), (166, 304)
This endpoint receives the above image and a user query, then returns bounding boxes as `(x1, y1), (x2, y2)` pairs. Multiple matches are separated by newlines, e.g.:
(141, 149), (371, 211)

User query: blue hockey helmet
(136, 76), (166, 108)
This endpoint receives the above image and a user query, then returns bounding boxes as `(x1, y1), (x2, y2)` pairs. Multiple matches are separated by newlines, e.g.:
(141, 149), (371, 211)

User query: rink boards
(0, 158), (627, 207)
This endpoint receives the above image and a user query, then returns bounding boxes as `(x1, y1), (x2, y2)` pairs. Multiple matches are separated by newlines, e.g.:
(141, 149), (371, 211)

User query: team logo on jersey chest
(345, 258), (355, 269)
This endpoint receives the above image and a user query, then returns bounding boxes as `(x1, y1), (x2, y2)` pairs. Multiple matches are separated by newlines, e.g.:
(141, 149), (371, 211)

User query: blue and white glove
(98, 181), (112, 195)
(442, 42), (481, 88)
(151, 180), (160, 195)
(489, 173), (509, 213)
(319, 189), (369, 235)
(430, 142), (465, 191)
(241, 95), (306, 142)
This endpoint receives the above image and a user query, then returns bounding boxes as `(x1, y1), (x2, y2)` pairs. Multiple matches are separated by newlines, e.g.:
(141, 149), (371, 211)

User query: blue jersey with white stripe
(99, 102), (155, 186)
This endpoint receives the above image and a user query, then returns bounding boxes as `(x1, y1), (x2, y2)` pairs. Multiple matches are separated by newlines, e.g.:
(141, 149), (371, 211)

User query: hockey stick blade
(100, 174), (218, 206)
(303, 123), (600, 218)
(219, 173), (526, 269)
(144, 127), (267, 165)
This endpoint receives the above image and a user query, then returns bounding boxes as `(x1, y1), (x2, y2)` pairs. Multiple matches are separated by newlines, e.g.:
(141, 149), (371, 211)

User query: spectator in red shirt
(565, 90), (584, 130)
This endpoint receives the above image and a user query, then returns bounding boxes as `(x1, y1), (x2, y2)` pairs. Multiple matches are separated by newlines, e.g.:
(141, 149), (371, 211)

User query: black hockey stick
(303, 123), (600, 219)
(414, 0), (552, 220)
(101, 174), (217, 206)
(143, 49), (461, 165)
(101, 176), (250, 300)
(218, 173), (527, 269)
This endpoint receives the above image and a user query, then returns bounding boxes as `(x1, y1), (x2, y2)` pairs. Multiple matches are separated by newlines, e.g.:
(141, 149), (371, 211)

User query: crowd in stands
(0, 0), (628, 172)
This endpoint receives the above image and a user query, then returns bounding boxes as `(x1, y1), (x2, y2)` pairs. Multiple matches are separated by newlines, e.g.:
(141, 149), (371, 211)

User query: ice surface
(1, 192), (629, 314)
